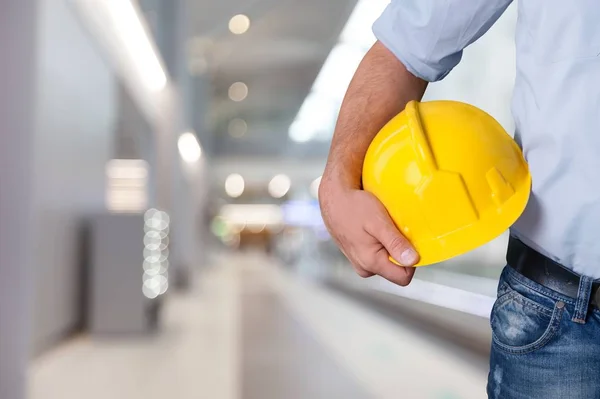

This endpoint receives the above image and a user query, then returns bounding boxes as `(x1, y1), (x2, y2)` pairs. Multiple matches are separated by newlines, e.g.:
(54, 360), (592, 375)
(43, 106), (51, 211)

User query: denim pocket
(490, 283), (565, 355)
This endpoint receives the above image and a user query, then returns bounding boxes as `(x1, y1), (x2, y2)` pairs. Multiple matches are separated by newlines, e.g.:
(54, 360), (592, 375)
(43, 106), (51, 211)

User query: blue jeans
(487, 265), (600, 398)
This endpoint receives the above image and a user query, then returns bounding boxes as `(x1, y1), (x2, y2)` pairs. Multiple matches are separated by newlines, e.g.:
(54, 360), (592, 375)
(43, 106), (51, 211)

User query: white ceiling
(186, 0), (358, 158)
(185, 0), (520, 189)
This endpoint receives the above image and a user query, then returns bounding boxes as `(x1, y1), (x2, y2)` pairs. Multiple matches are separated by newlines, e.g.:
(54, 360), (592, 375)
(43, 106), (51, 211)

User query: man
(319, 0), (600, 397)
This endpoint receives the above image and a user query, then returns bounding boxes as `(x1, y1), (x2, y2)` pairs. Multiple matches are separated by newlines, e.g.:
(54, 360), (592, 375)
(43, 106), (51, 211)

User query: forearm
(321, 41), (427, 191)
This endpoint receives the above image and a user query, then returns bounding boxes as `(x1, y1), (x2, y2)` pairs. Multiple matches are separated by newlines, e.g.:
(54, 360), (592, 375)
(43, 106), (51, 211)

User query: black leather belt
(507, 236), (600, 308)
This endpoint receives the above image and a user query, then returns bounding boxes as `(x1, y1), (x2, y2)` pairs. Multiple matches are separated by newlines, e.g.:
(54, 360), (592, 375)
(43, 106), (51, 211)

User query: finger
(366, 217), (420, 266)
(371, 249), (416, 286)
(355, 267), (375, 279)
(338, 246), (375, 278)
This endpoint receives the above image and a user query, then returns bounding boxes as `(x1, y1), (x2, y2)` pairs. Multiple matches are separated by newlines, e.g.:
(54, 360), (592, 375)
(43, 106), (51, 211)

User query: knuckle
(355, 268), (372, 278)
(387, 235), (408, 251)
(367, 259), (383, 274)
(339, 247), (365, 273)
(357, 253), (377, 271)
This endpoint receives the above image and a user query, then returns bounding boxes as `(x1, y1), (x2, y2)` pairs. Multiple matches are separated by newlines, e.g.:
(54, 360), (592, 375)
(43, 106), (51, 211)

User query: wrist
(321, 167), (362, 195)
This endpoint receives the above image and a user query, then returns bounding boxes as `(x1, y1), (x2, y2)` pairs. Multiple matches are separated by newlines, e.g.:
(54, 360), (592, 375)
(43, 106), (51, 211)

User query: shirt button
(556, 301), (565, 309)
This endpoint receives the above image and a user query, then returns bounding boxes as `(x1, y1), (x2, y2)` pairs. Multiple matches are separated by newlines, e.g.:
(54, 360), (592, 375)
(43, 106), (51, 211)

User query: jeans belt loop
(573, 276), (594, 324)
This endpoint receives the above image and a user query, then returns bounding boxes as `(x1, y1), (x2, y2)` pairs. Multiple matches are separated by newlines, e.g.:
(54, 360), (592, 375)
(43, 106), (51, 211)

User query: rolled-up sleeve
(373, 0), (513, 82)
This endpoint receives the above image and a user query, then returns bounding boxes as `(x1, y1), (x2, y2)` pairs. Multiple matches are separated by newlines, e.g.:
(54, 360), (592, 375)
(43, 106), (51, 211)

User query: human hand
(319, 183), (419, 286)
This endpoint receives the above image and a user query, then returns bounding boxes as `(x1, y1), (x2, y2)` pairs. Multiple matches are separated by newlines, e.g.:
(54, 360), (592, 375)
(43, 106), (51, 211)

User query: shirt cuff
(372, 8), (460, 82)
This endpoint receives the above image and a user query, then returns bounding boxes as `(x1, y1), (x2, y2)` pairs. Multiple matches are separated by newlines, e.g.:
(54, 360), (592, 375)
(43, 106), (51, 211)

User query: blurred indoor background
(0, 0), (518, 398)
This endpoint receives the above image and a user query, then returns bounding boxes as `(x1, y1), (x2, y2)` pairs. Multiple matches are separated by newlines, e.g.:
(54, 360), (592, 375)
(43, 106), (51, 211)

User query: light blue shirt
(373, 0), (600, 278)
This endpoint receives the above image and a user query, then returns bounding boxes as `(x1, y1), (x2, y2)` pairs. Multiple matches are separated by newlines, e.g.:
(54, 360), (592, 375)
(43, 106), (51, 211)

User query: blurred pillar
(192, 75), (213, 155)
(173, 0), (213, 276)
(168, 0), (212, 271)
(144, 0), (212, 286)
(0, 1), (38, 398)
(170, 0), (202, 284)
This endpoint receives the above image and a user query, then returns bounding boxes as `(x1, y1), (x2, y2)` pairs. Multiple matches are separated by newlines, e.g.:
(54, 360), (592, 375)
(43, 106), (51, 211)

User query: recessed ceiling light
(229, 14), (251, 35)
(177, 132), (202, 163)
(228, 82), (248, 102)
(225, 174), (245, 198)
(228, 118), (248, 138)
(268, 174), (291, 198)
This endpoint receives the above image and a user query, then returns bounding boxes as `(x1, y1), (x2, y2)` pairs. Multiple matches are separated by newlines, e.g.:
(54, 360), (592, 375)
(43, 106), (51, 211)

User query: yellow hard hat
(362, 100), (531, 267)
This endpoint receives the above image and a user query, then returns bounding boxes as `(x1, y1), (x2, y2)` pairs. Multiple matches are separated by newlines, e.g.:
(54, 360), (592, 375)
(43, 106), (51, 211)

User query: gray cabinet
(89, 213), (166, 335)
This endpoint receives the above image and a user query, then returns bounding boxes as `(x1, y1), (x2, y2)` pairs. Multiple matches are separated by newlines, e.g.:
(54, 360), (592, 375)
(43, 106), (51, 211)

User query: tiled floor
(29, 252), (488, 399)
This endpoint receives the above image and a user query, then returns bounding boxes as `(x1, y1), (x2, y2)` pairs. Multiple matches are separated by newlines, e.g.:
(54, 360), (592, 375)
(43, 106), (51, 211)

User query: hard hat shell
(362, 100), (531, 267)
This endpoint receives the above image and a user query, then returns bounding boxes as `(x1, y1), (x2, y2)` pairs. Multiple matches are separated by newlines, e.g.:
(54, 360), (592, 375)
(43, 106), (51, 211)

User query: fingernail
(399, 249), (418, 266)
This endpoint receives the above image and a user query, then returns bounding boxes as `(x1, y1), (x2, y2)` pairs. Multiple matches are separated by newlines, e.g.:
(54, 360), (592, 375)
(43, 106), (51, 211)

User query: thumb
(367, 217), (419, 266)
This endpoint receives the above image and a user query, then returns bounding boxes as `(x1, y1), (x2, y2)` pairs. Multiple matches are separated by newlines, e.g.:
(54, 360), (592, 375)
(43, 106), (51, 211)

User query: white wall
(0, 2), (39, 397)
(30, 0), (117, 352)
(172, 158), (209, 279)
